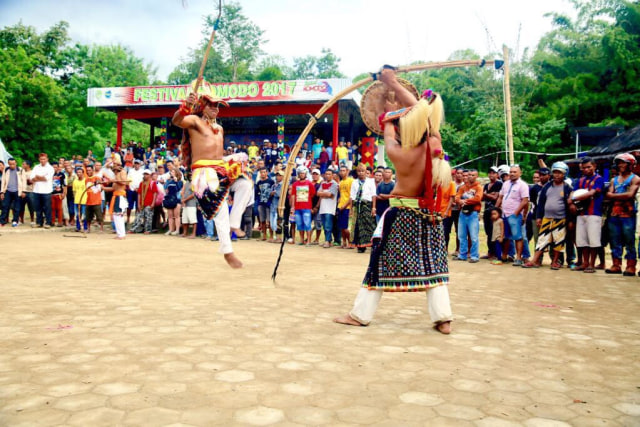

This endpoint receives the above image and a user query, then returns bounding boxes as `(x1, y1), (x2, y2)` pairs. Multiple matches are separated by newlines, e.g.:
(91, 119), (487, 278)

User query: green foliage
(291, 48), (345, 79)
(530, 0), (640, 127)
(168, 1), (265, 84)
(0, 21), (154, 161)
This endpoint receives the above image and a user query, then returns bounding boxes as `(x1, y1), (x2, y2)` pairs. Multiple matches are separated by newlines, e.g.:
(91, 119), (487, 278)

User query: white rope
(452, 149), (588, 168)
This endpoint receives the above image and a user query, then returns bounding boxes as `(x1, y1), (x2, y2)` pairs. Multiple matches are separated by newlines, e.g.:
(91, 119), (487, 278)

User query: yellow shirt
(247, 146), (259, 159)
(338, 177), (354, 209)
(336, 146), (348, 160)
(73, 178), (87, 204)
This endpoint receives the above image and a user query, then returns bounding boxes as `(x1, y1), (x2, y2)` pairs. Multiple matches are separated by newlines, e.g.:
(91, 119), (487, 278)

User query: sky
(1, 0), (576, 82)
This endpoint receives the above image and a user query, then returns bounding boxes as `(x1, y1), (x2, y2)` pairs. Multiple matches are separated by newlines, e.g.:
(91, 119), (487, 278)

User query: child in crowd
(490, 207), (504, 265)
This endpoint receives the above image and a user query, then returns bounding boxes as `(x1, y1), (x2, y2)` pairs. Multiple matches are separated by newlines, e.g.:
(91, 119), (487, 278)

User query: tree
(167, 1), (265, 84)
(210, 1), (265, 81)
(292, 48), (345, 79)
(255, 55), (292, 80)
(0, 22), (155, 160)
(530, 0), (640, 128)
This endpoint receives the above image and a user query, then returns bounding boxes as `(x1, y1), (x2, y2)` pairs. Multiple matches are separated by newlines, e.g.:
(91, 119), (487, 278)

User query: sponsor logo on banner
(303, 81), (332, 95)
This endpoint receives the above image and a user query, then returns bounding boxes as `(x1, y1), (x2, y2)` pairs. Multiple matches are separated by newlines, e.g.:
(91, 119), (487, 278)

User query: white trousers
(350, 285), (453, 325)
(214, 200), (233, 254)
(229, 178), (253, 229)
(62, 196), (69, 220)
(113, 214), (126, 238)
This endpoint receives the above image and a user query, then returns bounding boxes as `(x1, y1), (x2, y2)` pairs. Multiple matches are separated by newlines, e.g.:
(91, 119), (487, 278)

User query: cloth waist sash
(191, 159), (241, 198)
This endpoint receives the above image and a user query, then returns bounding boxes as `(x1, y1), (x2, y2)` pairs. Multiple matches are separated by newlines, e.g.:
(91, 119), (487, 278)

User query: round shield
(360, 78), (420, 135)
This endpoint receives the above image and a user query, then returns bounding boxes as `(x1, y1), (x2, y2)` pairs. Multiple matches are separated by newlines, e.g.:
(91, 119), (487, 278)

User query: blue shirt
(376, 181), (395, 214)
(573, 174), (604, 216)
(255, 178), (275, 206)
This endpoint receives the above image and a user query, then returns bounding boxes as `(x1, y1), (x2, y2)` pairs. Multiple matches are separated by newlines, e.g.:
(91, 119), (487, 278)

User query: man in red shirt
(130, 169), (157, 234)
(289, 167), (316, 245)
(84, 165), (104, 233)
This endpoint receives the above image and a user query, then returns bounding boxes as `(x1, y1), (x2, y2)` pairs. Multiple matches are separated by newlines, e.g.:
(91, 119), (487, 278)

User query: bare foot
(435, 321), (451, 335)
(224, 253), (243, 269)
(113, 236), (125, 240)
(230, 227), (246, 238)
(333, 314), (365, 326)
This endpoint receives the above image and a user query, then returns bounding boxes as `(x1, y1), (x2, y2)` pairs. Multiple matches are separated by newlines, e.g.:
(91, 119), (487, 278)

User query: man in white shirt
(29, 153), (55, 228)
(317, 169), (339, 248)
(350, 164), (377, 253)
(126, 159), (145, 223)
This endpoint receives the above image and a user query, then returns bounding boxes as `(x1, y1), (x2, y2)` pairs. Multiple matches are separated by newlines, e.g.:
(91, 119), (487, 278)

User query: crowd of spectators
(441, 153), (640, 277)
(3, 137), (640, 278)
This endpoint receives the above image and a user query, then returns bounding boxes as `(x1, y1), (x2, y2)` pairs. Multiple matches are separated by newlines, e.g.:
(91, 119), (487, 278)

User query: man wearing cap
(335, 67), (453, 334)
(605, 153), (640, 275)
(481, 166), (503, 259)
(529, 167), (551, 251)
(173, 92), (243, 268)
(523, 162), (572, 269)
(263, 140), (278, 171)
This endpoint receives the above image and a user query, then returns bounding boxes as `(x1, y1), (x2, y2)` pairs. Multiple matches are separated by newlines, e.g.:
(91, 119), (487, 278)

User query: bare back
(384, 124), (438, 197)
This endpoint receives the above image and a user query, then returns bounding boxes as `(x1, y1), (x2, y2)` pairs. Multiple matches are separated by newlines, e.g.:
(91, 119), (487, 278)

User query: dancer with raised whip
(334, 67), (453, 334)
(173, 93), (243, 268)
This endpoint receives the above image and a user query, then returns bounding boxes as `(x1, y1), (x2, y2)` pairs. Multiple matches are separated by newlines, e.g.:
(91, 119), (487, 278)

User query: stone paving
(1, 230), (639, 426)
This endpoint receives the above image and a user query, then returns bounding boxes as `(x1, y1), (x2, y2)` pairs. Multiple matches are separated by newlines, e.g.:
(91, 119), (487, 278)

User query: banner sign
(87, 78), (358, 108)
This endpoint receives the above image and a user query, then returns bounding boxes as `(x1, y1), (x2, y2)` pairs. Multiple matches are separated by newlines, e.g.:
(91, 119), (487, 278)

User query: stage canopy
(87, 78), (367, 152)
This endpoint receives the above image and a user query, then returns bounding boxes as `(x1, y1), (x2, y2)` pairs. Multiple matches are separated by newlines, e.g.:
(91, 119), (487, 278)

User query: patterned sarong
(362, 205), (449, 292)
(352, 200), (376, 247)
(535, 218), (566, 252)
(191, 160), (240, 220)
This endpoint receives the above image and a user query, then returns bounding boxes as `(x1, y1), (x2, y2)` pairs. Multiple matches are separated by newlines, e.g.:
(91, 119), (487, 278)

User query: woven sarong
(192, 160), (236, 220)
(362, 206), (449, 292)
(352, 200), (376, 247)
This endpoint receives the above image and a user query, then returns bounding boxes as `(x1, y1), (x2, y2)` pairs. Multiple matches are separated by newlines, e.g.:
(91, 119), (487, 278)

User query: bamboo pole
(503, 45), (515, 165)
(193, 0), (222, 94)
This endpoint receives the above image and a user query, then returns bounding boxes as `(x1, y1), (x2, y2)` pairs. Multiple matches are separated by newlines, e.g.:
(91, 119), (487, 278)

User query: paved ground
(1, 228), (639, 426)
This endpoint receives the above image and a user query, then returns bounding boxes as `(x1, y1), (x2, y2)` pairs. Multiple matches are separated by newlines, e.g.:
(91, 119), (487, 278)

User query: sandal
(522, 262), (541, 268)
(583, 267), (596, 273)
(550, 263), (562, 270)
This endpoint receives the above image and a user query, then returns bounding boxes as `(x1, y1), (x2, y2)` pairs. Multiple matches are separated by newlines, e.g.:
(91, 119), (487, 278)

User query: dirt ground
(1, 227), (639, 426)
